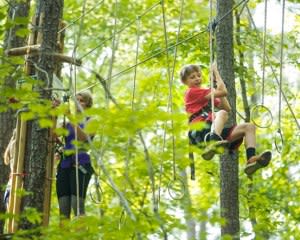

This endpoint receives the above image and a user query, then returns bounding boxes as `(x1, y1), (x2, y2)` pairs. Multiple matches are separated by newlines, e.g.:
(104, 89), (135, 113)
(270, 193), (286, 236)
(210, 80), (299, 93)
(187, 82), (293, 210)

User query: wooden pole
(7, 118), (21, 233)
(11, 119), (27, 232)
(6, 46), (82, 66)
(42, 19), (66, 226)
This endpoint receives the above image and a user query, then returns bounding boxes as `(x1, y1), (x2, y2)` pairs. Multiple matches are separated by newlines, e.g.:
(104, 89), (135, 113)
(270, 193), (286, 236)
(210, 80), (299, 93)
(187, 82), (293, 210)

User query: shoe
(244, 151), (272, 175)
(201, 140), (229, 160)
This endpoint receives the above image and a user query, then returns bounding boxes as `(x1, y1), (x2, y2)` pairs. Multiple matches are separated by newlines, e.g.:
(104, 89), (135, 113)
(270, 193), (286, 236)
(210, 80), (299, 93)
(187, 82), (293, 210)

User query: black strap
(188, 102), (212, 123)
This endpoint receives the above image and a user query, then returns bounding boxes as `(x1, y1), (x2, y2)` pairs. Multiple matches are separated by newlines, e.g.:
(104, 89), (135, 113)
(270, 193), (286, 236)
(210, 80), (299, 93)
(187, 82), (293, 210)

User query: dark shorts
(189, 122), (243, 150)
(56, 163), (94, 198)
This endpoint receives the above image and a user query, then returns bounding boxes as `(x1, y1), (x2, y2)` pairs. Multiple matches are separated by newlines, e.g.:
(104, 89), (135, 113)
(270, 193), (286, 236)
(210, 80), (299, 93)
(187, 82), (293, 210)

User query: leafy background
(0, 0), (300, 239)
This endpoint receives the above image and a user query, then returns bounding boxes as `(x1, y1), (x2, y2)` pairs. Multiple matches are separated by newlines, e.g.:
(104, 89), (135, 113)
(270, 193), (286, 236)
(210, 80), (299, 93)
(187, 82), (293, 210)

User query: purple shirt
(60, 121), (91, 168)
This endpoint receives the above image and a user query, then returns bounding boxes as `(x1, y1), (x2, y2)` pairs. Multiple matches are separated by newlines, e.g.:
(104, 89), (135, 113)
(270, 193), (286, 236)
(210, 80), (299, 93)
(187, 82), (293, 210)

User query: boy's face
(185, 70), (202, 87)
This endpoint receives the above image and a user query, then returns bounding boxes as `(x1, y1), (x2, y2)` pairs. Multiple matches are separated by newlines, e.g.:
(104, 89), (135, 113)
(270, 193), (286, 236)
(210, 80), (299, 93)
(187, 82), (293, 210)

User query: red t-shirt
(184, 87), (221, 123)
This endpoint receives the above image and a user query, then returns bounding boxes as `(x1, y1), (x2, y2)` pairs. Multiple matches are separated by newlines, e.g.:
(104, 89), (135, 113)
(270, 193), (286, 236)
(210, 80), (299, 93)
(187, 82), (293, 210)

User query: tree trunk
(19, 0), (63, 229)
(0, 0), (30, 234)
(216, 0), (240, 239)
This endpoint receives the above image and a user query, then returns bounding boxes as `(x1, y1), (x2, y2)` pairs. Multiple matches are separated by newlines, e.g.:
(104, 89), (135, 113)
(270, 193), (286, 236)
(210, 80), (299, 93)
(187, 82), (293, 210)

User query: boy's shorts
(188, 122), (243, 150)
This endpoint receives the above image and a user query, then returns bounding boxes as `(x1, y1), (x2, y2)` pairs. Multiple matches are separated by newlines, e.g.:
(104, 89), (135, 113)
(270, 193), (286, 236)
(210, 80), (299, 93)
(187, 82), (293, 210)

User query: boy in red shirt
(180, 64), (271, 175)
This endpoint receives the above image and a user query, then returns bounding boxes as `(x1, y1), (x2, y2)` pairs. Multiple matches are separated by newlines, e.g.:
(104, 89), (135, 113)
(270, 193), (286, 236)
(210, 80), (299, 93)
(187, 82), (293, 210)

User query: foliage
(0, 0), (300, 239)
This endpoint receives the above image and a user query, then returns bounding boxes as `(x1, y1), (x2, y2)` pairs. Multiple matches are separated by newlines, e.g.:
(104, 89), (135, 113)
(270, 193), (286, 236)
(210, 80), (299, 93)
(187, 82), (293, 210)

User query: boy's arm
(219, 97), (231, 112)
(205, 63), (228, 99)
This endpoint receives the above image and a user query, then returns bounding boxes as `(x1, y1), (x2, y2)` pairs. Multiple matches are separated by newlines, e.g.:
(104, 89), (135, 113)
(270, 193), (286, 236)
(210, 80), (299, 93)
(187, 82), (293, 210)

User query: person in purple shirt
(55, 91), (95, 222)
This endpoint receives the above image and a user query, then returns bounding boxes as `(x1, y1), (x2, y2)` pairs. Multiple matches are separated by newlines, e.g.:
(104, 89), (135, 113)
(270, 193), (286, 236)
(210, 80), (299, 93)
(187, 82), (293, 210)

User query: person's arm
(219, 97), (231, 112)
(205, 63), (228, 99)
(69, 118), (94, 142)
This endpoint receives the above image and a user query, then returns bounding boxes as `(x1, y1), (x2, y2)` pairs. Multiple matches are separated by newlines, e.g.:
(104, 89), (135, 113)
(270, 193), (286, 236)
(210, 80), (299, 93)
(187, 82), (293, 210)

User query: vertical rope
(158, 0), (184, 204)
(278, 0), (285, 132)
(261, 0), (268, 105)
(70, 0), (88, 216)
(209, 0), (215, 134)
(106, 0), (118, 105)
(131, 16), (140, 109)
(161, 0), (176, 183)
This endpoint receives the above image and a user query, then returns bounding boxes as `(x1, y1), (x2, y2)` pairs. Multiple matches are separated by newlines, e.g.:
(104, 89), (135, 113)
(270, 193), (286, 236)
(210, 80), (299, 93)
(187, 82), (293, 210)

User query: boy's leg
(211, 110), (228, 139)
(202, 110), (229, 160)
(227, 123), (271, 175)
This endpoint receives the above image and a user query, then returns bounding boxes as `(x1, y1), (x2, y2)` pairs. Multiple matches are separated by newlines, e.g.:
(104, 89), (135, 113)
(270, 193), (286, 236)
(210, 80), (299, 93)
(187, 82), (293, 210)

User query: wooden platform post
(6, 14), (70, 232)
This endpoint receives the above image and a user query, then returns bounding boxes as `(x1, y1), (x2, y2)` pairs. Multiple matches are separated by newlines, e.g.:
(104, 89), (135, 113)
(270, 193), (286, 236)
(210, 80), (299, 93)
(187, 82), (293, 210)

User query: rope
(250, 0), (273, 129)
(209, 0), (215, 134)
(131, 16), (140, 109)
(161, 0), (174, 178)
(158, 0), (185, 203)
(79, 29), (207, 93)
(278, 0), (285, 132)
(246, 4), (300, 131)
(214, 0), (249, 27)
(57, 0), (104, 34)
(80, 1), (161, 60)
(168, 0), (184, 181)
(106, 0), (118, 105)
(70, 0), (88, 216)
(79, 0), (248, 94)
(261, 0), (268, 105)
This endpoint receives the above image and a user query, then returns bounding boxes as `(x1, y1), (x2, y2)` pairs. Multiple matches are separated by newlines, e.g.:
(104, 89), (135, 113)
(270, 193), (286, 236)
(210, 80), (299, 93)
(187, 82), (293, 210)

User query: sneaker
(244, 151), (272, 175)
(201, 140), (229, 160)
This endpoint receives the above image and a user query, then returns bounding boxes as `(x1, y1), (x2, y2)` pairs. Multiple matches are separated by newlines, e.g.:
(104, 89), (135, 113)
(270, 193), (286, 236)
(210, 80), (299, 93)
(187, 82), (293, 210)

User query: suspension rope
(57, 0), (104, 34)
(131, 17), (140, 108)
(278, 0), (285, 133)
(158, 0), (185, 203)
(261, 0), (267, 105)
(79, 0), (248, 95)
(70, 0), (88, 216)
(161, 0), (175, 179)
(209, 0), (215, 134)
(80, 1), (161, 60)
(250, 0), (273, 129)
(214, 0), (249, 27)
(246, 4), (300, 131)
(275, 0), (286, 152)
(79, 29), (206, 93)
(106, 0), (118, 106)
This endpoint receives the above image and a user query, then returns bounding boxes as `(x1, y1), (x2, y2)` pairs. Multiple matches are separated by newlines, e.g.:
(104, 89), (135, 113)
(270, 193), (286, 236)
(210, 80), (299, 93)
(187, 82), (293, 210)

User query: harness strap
(188, 102), (212, 123)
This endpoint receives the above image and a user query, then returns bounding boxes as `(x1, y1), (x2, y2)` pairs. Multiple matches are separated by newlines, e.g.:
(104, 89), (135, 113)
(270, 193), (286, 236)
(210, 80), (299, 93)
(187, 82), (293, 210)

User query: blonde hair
(179, 64), (201, 84)
(4, 129), (16, 166)
(76, 91), (93, 108)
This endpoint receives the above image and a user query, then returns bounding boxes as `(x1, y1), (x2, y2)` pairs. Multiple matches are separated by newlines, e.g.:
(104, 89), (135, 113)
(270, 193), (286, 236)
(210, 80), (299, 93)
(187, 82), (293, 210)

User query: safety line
(79, 29), (207, 92)
(278, 0), (285, 131)
(209, 0), (215, 134)
(261, 0), (268, 105)
(246, 4), (300, 130)
(58, 0), (104, 34)
(106, 0), (118, 105)
(79, 1), (162, 60)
